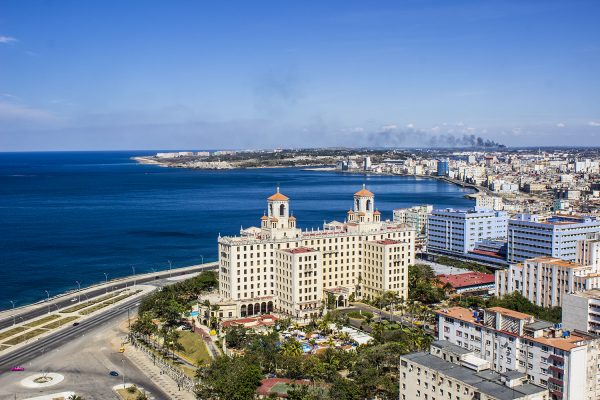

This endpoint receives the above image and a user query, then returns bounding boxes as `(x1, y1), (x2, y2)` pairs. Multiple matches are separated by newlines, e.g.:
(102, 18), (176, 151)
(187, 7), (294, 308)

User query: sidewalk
(125, 343), (196, 400)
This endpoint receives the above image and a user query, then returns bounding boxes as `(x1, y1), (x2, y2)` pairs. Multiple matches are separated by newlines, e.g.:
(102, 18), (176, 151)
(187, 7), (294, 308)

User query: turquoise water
(0, 151), (474, 307)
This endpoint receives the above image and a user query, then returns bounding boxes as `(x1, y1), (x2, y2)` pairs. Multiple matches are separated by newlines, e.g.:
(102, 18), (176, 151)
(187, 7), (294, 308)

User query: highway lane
(0, 295), (143, 369)
(0, 263), (217, 331)
(0, 295), (173, 400)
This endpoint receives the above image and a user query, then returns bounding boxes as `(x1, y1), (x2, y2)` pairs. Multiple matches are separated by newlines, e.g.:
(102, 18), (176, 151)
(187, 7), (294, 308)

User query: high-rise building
(507, 214), (600, 263)
(437, 158), (450, 176)
(563, 290), (600, 335)
(437, 306), (600, 400)
(427, 208), (508, 255)
(217, 186), (415, 320)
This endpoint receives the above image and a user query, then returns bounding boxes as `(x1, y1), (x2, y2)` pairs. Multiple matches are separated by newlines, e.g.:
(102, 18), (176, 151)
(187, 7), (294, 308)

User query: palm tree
(281, 338), (303, 357)
(68, 396), (85, 400)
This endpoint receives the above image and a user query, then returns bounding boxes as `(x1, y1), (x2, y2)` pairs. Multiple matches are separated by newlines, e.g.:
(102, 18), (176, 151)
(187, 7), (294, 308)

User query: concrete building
(496, 257), (600, 308)
(217, 186), (415, 320)
(437, 271), (495, 296)
(562, 290), (600, 335)
(507, 214), (600, 263)
(400, 340), (549, 400)
(476, 195), (505, 211)
(393, 204), (432, 251)
(427, 208), (508, 255)
(437, 158), (450, 176)
(437, 306), (600, 400)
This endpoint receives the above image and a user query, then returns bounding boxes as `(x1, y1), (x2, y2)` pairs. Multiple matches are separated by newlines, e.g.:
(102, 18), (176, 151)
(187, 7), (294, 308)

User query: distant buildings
(400, 340), (549, 400)
(217, 186), (415, 320)
(507, 214), (600, 263)
(427, 208), (508, 255)
(437, 306), (600, 400)
(496, 257), (600, 308)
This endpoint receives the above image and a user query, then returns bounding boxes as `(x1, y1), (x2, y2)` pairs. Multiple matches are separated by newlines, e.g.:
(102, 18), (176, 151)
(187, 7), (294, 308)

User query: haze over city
(1, 0), (600, 151)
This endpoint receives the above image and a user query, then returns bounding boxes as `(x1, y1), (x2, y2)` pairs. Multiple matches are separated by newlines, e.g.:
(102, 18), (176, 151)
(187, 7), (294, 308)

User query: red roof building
(436, 271), (495, 295)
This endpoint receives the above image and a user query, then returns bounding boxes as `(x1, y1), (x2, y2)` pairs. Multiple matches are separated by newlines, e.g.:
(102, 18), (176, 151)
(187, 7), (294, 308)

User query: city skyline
(1, 0), (600, 150)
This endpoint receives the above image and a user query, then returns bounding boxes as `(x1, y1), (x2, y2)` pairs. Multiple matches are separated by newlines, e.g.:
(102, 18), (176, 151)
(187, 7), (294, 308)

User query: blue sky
(1, 0), (599, 150)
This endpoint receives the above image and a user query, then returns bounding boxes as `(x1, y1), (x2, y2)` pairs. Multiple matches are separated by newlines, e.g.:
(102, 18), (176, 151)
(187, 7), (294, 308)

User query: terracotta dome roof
(289, 216), (296, 220)
(354, 184), (374, 197)
(268, 192), (289, 201)
(261, 215), (268, 220)
(374, 210), (381, 215)
(270, 217), (279, 222)
(347, 209), (353, 214)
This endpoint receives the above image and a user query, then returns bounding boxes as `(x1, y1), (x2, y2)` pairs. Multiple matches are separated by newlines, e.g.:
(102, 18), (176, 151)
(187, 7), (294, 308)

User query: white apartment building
(427, 208), (508, 255)
(400, 340), (549, 400)
(217, 186), (415, 320)
(393, 204), (432, 251)
(437, 306), (600, 400)
(495, 257), (600, 308)
(476, 195), (505, 211)
(563, 289), (600, 335)
(506, 214), (600, 263)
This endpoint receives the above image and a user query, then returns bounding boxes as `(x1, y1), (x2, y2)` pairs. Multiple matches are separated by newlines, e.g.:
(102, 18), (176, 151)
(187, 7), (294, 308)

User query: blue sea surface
(0, 151), (475, 308)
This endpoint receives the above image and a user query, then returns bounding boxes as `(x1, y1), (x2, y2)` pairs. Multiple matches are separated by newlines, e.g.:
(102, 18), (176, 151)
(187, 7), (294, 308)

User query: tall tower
(261, 187), (300, 239)
(347, 184), (381, 228)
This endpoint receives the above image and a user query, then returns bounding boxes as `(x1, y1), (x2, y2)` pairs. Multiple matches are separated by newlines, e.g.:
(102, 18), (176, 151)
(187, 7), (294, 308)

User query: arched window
(269, 204), (273, 216)
(356, 199), (360, 210)
(280, 203), (285, 216)
(366, 199), (371, 211)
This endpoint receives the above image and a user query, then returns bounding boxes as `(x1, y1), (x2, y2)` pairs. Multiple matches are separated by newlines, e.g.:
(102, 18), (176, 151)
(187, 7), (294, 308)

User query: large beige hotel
(216, 186), (415, 319)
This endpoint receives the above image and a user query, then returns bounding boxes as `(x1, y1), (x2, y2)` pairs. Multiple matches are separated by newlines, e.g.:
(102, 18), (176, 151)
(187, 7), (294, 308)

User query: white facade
(427, 208), (508, 255)
(563, 290), (600, 335)
(400, 340), (549, 400)
(393, 204), (432, 251)
(507, 214), (600, 263)
(496, 257), (600, 308)
(218, 186), (415, 320)
(437, 306), (600, 400)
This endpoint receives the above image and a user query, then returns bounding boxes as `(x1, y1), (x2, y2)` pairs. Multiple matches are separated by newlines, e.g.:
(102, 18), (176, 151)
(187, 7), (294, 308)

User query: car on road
(72, 322), (80, 326)
(109, 370), (119, 377)
(10, 367), (25, 372)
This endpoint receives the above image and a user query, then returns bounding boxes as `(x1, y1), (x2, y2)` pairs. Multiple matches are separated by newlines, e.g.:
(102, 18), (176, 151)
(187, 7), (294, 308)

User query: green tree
(195, 355), (262, 400)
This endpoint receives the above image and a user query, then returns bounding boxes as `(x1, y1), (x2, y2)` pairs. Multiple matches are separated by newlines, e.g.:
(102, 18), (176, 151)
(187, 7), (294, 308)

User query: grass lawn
(24, 314), (60, 328)
(0, 326), (27, 341)
(116, 386), (147, 400)
(177, 331), (211, 365)
(2, 328), (47, 346)
(79, 290), (141, 316)
(40, 316), (79, 329)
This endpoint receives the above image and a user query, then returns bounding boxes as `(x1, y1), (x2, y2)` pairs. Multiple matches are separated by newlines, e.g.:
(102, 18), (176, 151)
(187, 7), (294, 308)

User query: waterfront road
(0, 295), (170, 399)
(0, 262), (218, 331)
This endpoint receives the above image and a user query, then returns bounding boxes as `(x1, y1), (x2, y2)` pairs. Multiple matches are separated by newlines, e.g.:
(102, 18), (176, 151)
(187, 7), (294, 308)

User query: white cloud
(406, 123), (414, 129)
(0, 35), (17, 44)
(380, 124), (397, 132)
(0, 101), (63, 128)
(556, 123), (565, 128)
(589, 121), (600, 127)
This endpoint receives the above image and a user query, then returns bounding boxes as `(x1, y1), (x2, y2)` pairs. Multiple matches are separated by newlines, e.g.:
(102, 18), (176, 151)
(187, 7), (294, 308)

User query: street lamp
(103, 273), (109, 293)
(75, 281), (81, 303)
(131, 265), (136, 288)
(200, 254), (204, 265)
(168, 260), (172, 277)
(121, 358), (126, 389)
(9, 301), (15, 325)
(44, 290), (50, 314)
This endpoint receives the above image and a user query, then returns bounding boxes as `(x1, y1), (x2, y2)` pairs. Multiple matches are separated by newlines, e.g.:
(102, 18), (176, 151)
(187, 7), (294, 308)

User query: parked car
(10, 367), (25, 372)
(109, 370), (119, 377)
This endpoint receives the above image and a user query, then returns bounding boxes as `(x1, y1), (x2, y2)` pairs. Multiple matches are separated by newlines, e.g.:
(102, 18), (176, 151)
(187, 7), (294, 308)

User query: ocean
(0, 151), (475, 308)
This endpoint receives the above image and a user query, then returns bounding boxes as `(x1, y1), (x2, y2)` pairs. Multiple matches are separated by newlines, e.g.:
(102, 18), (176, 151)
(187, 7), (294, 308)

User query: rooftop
(284, 247), (317, 254)
(526, 257), (584, 268)
(436, 271), (495, 289)
(402, 352), (547, 400)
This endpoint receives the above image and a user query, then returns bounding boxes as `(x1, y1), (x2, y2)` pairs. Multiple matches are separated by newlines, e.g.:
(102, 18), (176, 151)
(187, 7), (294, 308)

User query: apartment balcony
(549, 390), (564, 399)
(548, 377), (564, 388)
(549, 354), (564, 364)
(548, 365), (563, 375)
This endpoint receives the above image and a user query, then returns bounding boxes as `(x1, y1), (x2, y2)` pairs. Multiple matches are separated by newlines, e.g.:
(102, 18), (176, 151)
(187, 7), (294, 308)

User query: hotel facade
(216, 186), (415, 320)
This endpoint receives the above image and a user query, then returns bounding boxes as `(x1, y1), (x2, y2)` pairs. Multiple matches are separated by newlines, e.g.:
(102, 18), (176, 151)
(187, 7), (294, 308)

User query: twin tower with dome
(212, 186), (415, 321)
